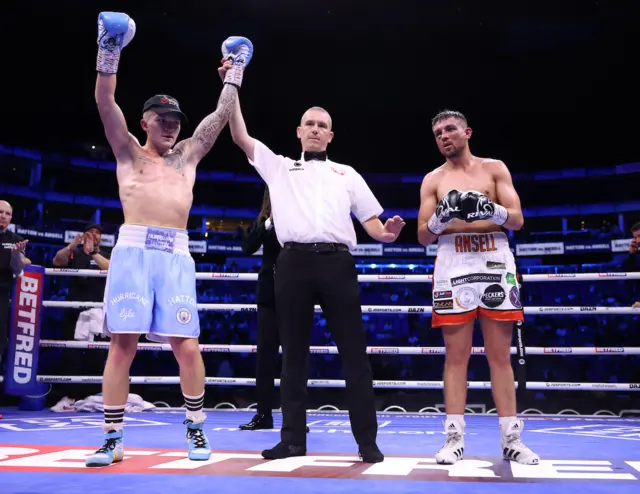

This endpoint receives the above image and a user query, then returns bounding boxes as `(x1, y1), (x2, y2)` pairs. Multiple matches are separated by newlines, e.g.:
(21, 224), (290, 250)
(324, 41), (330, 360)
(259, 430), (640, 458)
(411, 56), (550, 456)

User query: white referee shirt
(248, 139), (384, 250)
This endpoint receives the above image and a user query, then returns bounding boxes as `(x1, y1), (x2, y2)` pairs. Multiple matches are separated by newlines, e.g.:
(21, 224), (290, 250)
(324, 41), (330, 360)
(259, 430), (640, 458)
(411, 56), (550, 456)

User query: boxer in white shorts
(418, 110), (539, 465)
(85, 11), (253, 467)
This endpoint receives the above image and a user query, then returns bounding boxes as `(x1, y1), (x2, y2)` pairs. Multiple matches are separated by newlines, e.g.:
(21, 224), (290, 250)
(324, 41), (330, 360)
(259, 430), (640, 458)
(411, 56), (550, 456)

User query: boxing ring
(2, 268), (640, 493)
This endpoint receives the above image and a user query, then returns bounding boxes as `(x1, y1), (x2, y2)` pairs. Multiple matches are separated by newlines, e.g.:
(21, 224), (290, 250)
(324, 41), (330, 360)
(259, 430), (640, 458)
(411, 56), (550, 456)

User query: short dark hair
(431, 109), (468, 128)
(631, 221), (640, 233)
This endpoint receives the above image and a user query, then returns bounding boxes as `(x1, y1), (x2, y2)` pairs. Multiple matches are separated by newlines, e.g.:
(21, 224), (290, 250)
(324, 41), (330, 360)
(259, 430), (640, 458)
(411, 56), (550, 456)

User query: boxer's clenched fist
(221, 36), (254, 88)
(427, 190), (462, 235)
(96, 12), (136, 74)
(459, 190), (508, 225)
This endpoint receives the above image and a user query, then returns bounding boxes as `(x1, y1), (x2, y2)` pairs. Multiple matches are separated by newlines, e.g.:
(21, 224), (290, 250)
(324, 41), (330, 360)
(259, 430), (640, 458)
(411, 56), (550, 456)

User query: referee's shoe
(262, 442), (383, 463)
(240, 413), (310, 433)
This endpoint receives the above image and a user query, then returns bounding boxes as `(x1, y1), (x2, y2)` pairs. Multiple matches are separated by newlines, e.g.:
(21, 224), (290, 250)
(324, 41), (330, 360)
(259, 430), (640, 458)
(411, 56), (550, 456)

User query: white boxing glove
(221, 36), (254, 88)
(97, 12), (136, 74)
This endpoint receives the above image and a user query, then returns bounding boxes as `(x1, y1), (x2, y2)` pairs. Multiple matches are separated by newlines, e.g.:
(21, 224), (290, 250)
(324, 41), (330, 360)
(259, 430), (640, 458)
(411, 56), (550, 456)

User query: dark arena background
(1, 1), (640, 493)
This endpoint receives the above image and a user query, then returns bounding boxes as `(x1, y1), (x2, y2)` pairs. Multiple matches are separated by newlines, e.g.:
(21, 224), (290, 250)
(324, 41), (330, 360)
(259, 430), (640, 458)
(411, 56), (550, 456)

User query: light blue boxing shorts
(102, 224), (199, 343)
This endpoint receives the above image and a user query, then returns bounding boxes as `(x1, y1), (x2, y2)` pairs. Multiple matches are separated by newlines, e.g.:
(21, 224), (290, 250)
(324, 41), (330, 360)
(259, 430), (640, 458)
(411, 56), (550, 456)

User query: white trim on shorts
(116, 224), (190, 254)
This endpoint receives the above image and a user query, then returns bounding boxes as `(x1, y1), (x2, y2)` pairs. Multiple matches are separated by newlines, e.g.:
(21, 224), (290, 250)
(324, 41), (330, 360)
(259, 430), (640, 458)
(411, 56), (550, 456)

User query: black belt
(283, 242), (349, 253)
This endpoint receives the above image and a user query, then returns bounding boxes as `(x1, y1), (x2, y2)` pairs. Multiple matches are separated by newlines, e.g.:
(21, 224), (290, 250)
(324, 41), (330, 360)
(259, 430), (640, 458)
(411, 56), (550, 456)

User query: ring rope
(38, 340), (640, 355)
(44, 268), (640, 282)
(41, 301), (640, 314)
(26, 375), (640, 391)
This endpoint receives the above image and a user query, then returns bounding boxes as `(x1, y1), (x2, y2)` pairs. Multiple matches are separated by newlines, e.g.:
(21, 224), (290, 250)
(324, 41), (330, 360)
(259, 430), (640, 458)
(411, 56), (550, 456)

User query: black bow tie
(304, 151), (327, 161)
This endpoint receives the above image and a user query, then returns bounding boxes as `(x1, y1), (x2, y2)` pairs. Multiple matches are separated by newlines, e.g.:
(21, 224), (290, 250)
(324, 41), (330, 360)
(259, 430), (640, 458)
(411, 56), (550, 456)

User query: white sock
(446, 414), (465, 427)
(184, 392), (206, 424)
(499, 416), (517, 429)
(103, 404), (125, 433)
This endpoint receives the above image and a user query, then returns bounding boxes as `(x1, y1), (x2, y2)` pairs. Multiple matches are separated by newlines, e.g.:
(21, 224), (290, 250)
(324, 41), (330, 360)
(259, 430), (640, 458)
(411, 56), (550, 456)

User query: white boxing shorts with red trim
(431, 231), (523, 327)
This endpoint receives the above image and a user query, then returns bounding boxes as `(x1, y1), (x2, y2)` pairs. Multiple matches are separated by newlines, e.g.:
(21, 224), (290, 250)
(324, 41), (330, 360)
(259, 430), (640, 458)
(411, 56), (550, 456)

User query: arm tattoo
(193, 83), (239, 156)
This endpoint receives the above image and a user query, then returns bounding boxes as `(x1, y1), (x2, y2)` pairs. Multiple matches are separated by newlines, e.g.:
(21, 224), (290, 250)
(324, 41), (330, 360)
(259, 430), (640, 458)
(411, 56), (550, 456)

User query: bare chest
(436, 167), (496, 201)
(119, 152), (193, 187)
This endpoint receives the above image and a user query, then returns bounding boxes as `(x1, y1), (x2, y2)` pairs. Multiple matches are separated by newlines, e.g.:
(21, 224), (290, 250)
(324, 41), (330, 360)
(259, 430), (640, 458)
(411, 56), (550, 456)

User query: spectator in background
(0, 200), (31, 366)
(52, 223), (111, 340)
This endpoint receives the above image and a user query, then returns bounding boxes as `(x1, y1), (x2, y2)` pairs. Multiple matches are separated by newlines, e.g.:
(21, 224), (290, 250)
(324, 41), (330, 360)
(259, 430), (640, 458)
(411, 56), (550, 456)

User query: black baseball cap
(84, 223), (102, 233)
(142, 94), (188, 124)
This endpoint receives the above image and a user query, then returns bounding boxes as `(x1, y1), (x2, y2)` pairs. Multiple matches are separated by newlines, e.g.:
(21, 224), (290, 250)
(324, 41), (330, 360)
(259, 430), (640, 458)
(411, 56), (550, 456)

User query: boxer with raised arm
(417, 110), (539, 465)
(85, 12), (253, 467)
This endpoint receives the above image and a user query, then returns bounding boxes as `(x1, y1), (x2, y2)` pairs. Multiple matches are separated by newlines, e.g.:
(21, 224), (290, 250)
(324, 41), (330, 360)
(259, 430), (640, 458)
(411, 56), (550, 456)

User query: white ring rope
(31, 269), (640, 397)
(31, 375), (640, 391)
(38, 340), (640, 355)
(44, 268), (640, 282)
(41, 301), (640, 314)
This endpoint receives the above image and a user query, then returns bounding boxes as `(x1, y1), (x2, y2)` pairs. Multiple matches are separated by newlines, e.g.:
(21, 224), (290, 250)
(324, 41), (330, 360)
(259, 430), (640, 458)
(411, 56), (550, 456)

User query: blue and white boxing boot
(185, 419), (212, 461)
(85, 429), (124, 467)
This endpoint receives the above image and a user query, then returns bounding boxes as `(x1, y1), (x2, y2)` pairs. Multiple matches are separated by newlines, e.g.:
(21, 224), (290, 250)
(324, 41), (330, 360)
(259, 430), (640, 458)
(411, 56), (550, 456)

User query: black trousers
(255, 304), (280, 415)
(275, 248), (377, 447)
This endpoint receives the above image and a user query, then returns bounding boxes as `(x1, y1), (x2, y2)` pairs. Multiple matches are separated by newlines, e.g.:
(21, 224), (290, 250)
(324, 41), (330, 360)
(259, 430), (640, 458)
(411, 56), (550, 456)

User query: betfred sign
(4, 265), (45, 396)
(0, 446), (638, 482)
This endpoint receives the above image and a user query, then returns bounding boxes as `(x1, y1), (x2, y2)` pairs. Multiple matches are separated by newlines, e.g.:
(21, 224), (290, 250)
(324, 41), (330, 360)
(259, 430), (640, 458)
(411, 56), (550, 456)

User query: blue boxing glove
(96, 12), (136, 74)
(459, 190), (508, 225)
(427, 189), (463, 235)
(221, 36), (254, 88)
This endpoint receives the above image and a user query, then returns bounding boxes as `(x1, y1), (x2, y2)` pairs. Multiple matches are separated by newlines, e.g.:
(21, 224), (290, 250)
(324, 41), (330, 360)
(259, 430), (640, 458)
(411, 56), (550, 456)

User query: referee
(224, 88), (405, 462)
(0, 200), (31, 366)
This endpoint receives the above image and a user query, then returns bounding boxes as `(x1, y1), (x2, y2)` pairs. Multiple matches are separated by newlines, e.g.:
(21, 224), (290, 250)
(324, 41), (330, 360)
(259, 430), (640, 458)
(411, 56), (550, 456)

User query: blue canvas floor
(1, 408), (639, 494)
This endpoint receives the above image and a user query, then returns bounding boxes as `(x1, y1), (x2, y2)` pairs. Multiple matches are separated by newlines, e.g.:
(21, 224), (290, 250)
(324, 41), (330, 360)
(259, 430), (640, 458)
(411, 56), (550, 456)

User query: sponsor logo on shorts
(434, 290), (452, 299)
(110, 292), (150, 307)
(509, 286), (522, 309)
(119, 308), (135, 321)
(486, 261), (506, 270)
(505, 273), (516, 285)
(434, 279), (452, 291)
(451, 273), (501, 287)
(168, 295), (197, 308)
(434, 299), (454, 310)
(455, 286), (478, 310)
(481, 284), (505, 308)
(145, 228), (177, 253)
(176, 308), (192, 325)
